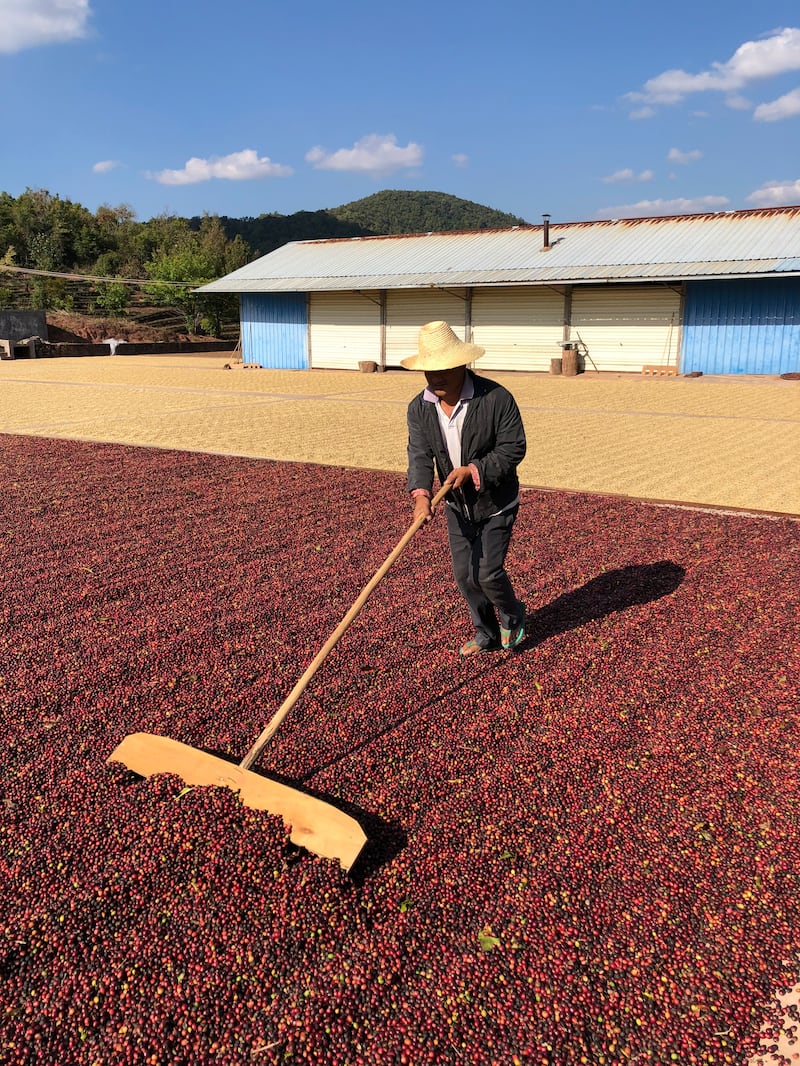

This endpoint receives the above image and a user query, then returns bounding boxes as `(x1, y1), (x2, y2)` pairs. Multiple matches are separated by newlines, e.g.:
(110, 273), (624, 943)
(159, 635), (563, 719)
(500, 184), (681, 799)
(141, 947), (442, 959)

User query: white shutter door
(309, 292), (381, 370)
(385, 290), (468, 366)
(571, 286), (682, 371)
(472, 287), (565, 371)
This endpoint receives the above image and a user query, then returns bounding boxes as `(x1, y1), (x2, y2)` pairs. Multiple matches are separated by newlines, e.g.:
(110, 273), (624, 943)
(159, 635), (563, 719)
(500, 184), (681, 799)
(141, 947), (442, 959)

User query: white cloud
(754, 86), (800, 121)
(148, 149), (293, 186)
(452, 153), (469, 168)
(92, 159), (121, 174)
(0, 0), (91, 54)
(667, 148), (702, 164)
(305, 134), (423, 175)
(595, 195), (730, 220)
(746, 178), (800, 206)
(725, 94), (752, 111)
(602, 168), (654, 184)
(625, 27), (800, 110)
(629, 106), (656, 120)
(603, 168), (634, 183)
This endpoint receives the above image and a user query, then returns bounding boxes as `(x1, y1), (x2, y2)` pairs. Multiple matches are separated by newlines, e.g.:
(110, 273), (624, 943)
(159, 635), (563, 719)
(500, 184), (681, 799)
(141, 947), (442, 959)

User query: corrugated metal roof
(197, 206), (800, 293)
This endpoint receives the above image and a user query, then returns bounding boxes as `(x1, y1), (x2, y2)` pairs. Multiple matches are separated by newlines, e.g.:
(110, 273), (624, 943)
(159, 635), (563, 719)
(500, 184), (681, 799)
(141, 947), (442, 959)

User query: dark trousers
(445, 504), (523, 648)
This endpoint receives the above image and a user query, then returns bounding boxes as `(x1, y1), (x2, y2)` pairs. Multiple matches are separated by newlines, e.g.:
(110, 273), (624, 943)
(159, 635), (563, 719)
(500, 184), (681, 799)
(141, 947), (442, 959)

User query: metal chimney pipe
(542, 213), (551, 250)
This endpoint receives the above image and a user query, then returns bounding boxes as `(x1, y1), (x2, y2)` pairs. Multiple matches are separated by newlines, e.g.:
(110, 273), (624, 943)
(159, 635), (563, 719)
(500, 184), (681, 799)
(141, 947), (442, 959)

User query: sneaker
(501, 604), (526, 651)
(459, 638), (500, 658)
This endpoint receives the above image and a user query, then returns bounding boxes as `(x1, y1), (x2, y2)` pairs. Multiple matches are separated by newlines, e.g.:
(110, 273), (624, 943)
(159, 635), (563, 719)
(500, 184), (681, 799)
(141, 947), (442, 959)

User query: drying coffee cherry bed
(1, 436), (798, 1065)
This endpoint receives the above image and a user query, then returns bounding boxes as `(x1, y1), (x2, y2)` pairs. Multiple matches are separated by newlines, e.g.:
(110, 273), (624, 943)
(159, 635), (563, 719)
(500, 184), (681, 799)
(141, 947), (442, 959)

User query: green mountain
(330, 190), (528, 235)
(0, 186), (528, 332)
(199, 190), (529, 258)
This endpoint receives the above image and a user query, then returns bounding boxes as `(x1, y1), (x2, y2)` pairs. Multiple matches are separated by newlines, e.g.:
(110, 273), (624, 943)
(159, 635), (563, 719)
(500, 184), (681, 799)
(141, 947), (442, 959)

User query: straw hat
(400, 320), (485, 371)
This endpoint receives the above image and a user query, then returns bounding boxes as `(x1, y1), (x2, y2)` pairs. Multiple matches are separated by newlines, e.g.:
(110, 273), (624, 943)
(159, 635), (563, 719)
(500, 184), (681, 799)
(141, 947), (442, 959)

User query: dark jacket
(406, 371), (526, 522)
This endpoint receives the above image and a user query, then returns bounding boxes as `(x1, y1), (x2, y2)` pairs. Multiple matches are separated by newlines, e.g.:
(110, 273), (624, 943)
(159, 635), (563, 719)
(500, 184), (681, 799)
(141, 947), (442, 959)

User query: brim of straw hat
(400, 346), (485, 371)
(400, 321), (485, 371)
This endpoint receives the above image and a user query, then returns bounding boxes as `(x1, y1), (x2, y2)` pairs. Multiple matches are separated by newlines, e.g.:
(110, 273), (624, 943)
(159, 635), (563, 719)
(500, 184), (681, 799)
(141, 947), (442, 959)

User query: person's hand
(445, 466), (473, 490)
(413, 496), (433, 524)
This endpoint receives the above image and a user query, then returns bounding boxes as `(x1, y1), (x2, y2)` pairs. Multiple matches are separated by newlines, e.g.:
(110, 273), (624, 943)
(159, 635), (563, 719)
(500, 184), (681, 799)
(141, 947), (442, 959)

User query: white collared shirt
(417, 375), (518, 517)
(423, 374), (475, 469)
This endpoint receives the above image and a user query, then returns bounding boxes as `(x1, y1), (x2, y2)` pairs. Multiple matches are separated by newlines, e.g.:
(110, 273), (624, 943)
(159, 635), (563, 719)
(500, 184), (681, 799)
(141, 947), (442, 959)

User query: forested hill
(0, 186), (526, 285)
(331, 191), (528, 236)
(193, 191), (529, 258)
(0, 186), (527, 334)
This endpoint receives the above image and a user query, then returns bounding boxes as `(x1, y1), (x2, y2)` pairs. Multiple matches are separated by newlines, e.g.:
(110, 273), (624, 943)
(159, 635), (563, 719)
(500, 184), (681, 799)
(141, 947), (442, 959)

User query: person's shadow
(524, 561), (685, 646)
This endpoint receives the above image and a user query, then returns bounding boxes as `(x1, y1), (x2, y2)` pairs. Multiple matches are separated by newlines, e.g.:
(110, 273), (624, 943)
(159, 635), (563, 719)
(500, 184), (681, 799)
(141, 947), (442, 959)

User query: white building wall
(570, 286), (682, 371)
(307, 283), (683, 373)
(309, 291), (381, 369)
(385, 289), (468, 366)
(472, 286), (565, 371)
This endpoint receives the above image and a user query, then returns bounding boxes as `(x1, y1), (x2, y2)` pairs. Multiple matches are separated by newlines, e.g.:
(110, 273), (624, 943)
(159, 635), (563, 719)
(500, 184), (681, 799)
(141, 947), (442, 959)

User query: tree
(142, 214), (247, 335)
(93, 280), (132, 316)
(143, 230), (219, 335)
(4, 189), (103, 273)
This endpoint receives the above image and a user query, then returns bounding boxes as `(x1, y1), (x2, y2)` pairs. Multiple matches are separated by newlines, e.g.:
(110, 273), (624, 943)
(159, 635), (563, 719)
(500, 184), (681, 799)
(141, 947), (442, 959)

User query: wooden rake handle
(239, 483), (451, 771)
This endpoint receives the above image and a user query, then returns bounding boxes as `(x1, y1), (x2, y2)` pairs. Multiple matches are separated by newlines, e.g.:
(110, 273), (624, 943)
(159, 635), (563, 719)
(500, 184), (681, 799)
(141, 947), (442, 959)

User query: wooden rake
(108, 485), (451, 872)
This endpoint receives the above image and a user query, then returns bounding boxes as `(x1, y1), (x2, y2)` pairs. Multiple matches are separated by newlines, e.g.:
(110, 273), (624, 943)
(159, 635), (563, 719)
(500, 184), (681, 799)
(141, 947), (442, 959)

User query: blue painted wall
(682, 278), (800, 375)
(241, 293), (308, 368)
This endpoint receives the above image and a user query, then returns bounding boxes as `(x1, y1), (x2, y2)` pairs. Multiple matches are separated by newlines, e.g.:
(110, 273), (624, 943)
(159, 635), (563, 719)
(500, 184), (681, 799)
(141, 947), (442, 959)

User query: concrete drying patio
(1, 351), (798, 1062)
(1, 352), (798, 516)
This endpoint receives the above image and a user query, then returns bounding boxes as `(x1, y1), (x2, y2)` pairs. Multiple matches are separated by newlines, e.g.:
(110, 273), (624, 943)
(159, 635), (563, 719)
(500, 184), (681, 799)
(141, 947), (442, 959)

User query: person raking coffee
(403, 320), (527, 657)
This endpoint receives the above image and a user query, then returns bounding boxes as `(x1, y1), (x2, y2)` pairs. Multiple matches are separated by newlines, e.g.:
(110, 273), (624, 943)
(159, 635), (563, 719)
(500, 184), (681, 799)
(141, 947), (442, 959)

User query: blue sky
(1, 0), (799, 224)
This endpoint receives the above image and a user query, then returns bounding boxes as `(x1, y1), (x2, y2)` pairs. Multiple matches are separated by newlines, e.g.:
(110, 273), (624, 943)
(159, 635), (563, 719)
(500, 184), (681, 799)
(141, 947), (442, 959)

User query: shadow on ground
(526, 561), (686, 647)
